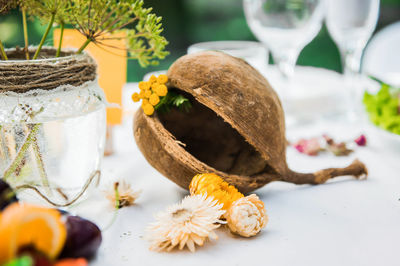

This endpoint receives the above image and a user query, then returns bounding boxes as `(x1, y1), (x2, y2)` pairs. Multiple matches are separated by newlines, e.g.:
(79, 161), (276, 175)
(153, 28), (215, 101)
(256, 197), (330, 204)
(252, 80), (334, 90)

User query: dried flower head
(190, 173), (243, 210)
(21, 0), (69, 24)
(226, 194), (267, 237)
(146, 194), (225, 252)
(323, 135), (353, 156)
(105, 179), (141, 209)
(0, 0), (18, 14)
(66, 0), (169, 66)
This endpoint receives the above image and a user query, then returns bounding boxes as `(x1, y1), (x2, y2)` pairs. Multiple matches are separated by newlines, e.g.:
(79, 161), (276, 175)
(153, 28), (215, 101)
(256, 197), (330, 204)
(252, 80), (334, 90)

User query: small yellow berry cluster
(132, 74), (168, 116)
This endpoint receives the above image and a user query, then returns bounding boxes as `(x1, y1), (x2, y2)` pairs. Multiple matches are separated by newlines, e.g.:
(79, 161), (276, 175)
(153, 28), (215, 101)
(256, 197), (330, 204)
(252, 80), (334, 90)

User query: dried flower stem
(56, 22), (65, 57)
(114, 182), (120, 210)
(0, 126), (6, 164)
(0, 40), (8, 60)
(76, 38), (92, 54)
(2, 124), (40, 181)
(22, 8), (30, 60)
(31, 133), (51, 195)
(33, 13), (55, 60)
(15, 170), (101, 207)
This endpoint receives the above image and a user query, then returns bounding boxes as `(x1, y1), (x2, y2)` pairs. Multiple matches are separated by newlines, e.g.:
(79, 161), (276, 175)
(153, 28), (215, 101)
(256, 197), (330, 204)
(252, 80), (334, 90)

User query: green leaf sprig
(155, 90), (192, 114)
(364, 80), (400, 135)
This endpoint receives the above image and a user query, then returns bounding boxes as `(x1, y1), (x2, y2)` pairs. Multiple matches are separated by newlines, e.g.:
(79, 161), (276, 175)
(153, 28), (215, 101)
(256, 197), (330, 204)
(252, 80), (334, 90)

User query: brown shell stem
(282, 159), (368, 185)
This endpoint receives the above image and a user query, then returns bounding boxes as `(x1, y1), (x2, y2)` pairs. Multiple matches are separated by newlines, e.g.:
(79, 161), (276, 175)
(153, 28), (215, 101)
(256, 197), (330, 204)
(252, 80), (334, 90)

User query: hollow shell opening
(158, 90), (270, 176)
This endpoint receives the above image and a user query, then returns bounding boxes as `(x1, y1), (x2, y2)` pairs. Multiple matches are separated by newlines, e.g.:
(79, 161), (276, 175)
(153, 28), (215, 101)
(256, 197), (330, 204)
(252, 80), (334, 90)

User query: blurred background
(0, 0), (399, 82)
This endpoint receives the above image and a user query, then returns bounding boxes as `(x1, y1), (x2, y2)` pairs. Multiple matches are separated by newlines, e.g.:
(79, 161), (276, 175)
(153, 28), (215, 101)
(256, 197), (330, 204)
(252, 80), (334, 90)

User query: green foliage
(155, 90), (192, 114)
(364, 81), (400, 135)
(21, 0), (69, 24)
(66, 0), (169, 67)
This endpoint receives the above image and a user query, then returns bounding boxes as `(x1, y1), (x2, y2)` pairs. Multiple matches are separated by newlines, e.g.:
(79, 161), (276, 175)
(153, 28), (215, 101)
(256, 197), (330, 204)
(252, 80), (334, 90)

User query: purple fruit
(0, 179), (18, 210)
(60, 215), (102, 259)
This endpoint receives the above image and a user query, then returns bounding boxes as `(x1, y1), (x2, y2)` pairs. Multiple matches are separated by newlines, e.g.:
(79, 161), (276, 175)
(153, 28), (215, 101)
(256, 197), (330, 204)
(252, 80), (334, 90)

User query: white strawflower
(226, 194), (268, 237)
(146, 194), (225, 252)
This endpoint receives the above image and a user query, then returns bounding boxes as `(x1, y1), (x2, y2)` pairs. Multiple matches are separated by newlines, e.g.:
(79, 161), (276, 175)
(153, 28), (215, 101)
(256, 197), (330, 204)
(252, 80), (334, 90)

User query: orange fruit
(0, 203), (67, 264)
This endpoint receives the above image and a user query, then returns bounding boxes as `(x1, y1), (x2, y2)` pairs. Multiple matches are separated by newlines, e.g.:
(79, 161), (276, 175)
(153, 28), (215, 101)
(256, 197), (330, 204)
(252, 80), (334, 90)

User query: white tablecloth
(75, 82), (400, 266)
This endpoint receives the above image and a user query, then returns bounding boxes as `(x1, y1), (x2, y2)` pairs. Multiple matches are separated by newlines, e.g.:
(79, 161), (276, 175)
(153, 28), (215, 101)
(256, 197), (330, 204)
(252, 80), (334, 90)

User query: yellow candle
(54, 29), (126, 125)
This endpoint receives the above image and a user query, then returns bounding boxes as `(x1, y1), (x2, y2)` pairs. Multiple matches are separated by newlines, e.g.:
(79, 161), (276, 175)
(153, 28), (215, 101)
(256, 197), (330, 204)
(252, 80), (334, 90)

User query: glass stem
(273, 48), (299, 82)
(340, 47), (363, 117)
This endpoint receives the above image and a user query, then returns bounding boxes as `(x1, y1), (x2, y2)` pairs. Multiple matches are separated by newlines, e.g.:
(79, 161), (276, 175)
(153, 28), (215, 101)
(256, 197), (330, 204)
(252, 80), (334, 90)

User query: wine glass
(243, 0), (324, 83)
(243, 0), (325, 125)
(326, 0), (380, 120)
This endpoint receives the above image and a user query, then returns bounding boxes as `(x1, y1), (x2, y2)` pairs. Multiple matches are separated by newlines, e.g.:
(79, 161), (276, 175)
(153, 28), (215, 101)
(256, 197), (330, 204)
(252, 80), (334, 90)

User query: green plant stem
(22, 8), (30, 60)
(2, 124), (41, 181)
(31, 130), (51, 195)
(0, 126), (5, 164)
(76, 38), (92, 54)
(56, 22), (65, 57)
(0, 40), (8, 60)
(33, 14), (55, 60)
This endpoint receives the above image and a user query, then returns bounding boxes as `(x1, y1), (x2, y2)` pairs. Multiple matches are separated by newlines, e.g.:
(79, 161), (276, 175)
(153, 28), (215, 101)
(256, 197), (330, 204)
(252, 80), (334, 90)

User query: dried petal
(354, 135), (367, 146)
(293, 138), (322, 156)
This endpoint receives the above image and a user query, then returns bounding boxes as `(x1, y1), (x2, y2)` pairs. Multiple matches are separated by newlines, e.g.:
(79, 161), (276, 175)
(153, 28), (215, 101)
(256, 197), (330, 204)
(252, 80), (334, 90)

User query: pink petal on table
(354, 134), (367, 146)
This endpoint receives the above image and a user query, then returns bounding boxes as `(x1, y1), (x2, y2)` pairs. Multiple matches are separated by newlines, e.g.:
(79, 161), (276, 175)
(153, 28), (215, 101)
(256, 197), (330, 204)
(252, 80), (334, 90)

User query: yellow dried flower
(149, 75), (157, 84)
(132, 74), (170, 116)
(144, 89), (152, 98)
(132, 92), (140, 102)
(151, 82), (160, 90)
(155, 84), (168, 97)
(141, 98), (149, 107)
(146, 194), (225, 252)
(149, 94), (160, 106)
(157, 74), (168, 84)
(142, 103), (155, 116)
(138, 81), (151, 91)
(190, 173), (243, 210)
(139, 90), (146, 99)
(226, 194), (268, 237)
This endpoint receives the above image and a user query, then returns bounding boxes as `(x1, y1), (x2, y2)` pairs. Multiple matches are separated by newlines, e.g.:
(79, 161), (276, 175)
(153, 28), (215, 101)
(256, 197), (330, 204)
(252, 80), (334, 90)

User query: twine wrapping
(0, 47), (97, 93)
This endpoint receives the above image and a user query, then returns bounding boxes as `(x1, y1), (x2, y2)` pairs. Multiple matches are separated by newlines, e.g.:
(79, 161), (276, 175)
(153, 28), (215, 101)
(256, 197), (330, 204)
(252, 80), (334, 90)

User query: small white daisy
(104, 179), (141, 209)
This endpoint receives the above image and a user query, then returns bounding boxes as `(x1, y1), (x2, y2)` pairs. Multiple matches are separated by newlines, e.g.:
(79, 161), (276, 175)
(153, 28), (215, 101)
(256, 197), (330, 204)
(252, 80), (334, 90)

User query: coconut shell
(133, 51), (367, 193)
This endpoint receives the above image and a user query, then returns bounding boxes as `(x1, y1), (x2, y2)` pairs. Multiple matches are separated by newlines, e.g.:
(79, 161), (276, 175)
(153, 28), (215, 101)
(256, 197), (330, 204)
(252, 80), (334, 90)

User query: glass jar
(0, 48), (106, 206)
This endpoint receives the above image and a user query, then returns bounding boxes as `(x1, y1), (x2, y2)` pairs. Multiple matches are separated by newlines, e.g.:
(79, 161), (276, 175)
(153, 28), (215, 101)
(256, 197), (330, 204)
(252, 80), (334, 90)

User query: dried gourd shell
(133, 51), (367, 193)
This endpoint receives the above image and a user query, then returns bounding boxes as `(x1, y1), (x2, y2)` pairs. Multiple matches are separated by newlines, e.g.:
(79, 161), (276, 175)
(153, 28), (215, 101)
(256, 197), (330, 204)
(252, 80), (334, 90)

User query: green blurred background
(0, 0), (399, 82)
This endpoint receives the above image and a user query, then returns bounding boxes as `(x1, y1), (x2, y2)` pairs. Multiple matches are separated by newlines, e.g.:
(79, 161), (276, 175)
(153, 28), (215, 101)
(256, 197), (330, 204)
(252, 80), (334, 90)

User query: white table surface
(71, 82), (400, 266)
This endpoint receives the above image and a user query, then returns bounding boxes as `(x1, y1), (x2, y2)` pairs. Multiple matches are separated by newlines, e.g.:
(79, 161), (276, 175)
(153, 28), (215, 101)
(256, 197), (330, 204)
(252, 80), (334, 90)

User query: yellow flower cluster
(189, 173), (244, 210)
(132, 74), (169, 116)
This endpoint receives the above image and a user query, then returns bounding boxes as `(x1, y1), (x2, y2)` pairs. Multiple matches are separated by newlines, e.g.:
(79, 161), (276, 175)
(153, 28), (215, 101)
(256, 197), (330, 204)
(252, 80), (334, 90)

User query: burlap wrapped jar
(0, 47), (106, 206)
